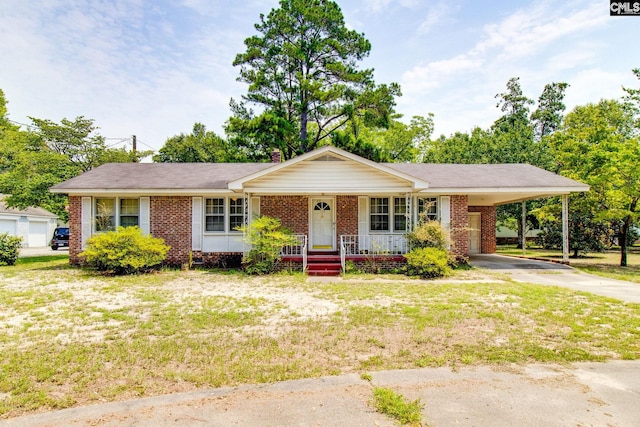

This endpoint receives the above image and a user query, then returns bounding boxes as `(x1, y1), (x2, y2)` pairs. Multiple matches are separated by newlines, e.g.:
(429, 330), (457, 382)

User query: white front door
(310, 198), (335, 250)
(468, 213), (481, 255)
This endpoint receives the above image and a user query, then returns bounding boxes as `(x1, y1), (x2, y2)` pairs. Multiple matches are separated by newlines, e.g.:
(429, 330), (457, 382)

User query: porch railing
(281, 234), (308, 271)
(340, 234), (410, 256)
(340, 234), (409, 272)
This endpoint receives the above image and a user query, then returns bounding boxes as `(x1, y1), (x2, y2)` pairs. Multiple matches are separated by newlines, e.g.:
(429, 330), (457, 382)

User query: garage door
(0, 219), (17, 235)
(28, 221), (48, 247)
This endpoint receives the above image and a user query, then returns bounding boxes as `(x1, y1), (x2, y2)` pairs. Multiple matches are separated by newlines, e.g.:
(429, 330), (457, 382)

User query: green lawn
(1, 257), (639, 418)
(496, 245), (640, 283)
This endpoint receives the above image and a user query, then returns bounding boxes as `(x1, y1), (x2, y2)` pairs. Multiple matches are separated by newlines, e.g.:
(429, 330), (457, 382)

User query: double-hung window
(229, 198), (244, 232)
(205, 197), (245, 232)
(94, 198), (139, 231)
(370, 197), (389, 231)
(393, 197), (407, 232)
(205, 198), (225, 232)
(119, 199), (139, 227)
(418, 197), (438, 221)
(95, 198), (115, 232)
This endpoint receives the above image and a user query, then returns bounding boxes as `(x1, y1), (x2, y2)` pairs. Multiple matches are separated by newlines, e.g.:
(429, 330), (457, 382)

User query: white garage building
(0, 197), (58, 247)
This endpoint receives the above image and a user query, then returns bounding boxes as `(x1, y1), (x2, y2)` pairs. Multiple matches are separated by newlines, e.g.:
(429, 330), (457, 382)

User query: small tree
(238, 216), (298, 274)
(0, 233), (22, 266)
(79, 227), (169, 275)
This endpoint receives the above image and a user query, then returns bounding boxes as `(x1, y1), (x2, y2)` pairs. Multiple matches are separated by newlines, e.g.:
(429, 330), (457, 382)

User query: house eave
(420, 186), (589, 194)
(50, 189), (236, 197)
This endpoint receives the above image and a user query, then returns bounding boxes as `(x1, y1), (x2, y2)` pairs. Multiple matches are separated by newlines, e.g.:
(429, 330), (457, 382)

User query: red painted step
(306, 252), (342, 276)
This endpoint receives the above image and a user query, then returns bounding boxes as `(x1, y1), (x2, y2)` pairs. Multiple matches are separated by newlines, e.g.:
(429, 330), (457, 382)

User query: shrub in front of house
(0, 233), (22, 266)
(238, 215), (298, 275)
(406, 218), (448, 250)
(79, 226), (170, 275)
(404, 247), (452, 278)
(404, 218), (456, 278)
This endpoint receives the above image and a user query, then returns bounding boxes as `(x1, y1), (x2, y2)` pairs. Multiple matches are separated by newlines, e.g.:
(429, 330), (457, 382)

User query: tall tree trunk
(300, 109), (308, 153)
(620, 216), (631, 267)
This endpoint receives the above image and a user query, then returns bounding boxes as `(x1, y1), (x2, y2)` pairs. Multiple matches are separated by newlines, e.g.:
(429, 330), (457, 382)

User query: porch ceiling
(465, 189), (576, 206)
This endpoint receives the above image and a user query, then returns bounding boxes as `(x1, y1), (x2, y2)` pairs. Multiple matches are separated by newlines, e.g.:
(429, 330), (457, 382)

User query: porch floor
(282, 251), (407, 276)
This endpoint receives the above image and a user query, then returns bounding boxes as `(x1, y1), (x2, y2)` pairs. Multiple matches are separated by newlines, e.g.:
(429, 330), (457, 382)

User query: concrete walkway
(470, 254), (640, 304)
(4, 361), (640, 427)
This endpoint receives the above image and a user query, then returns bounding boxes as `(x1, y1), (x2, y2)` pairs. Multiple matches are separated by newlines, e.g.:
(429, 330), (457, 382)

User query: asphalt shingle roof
(385, 163), (584, 189)
(50, 163), (274, 190)
(50, 161), (586, 191)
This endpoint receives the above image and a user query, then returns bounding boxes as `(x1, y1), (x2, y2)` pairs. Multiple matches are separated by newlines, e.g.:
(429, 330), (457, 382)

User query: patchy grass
(497, 245), (640, 284)
(1, 258), (640, 418)
(373, 387), (424, 426)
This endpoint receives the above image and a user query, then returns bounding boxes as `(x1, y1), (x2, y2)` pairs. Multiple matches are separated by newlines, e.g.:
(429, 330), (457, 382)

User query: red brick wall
(260, 196), (309, 235)
(469, 206), (497, 254)
(336, 196), (358, 247)
(450, 195), (468, 257)
(150, 196), (192, 265)
(68, 196), (82, 265)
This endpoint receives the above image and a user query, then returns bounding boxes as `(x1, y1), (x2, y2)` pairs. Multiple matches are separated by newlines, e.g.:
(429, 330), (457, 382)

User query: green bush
(79, 226), (170, 275)
(0, 233), (22, 266)
(406, 219), (448, 250)
(238, 216), (298, 275)
(404, 247), (452, 279)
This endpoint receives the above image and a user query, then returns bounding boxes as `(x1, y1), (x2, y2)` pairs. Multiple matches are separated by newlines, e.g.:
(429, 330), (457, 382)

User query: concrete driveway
(470, 254), (640, 304)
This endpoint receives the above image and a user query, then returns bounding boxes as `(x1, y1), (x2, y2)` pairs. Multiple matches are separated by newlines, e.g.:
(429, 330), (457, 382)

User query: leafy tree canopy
(0, 91), (150, 222)
(231, 0), (401, 159)
(548, 98), (639, 266)
(154, 122), (239, 162)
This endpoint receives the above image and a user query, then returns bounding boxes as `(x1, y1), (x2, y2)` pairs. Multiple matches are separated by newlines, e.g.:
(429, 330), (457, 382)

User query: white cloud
(474, 1), (606, 60)
(400, 55), (483, 95)
(417, 2), (455, 34)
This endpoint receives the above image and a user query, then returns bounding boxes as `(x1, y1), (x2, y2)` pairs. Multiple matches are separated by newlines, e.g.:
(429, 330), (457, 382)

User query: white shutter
(439, 196), (451, 249)
(139, 197), (150, 235)
(358, 196), (368, 251)
(81, 197), (92, 249)
(251, 196), (260, 219)
(192, 197), (203, 251)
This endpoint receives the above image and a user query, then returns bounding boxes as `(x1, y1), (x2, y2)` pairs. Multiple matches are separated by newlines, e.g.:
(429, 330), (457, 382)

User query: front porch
(281, 234), (409, 276)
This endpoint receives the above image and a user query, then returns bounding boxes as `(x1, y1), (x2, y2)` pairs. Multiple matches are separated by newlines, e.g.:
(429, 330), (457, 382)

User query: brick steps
(306, 251), (341, 276)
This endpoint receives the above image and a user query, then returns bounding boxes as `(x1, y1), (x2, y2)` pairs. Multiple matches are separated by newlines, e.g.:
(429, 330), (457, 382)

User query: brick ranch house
(50, 146), (588, 275)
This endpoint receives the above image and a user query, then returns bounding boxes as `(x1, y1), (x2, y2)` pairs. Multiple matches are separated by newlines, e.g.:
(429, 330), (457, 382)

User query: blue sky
(1, 0), (638, 154)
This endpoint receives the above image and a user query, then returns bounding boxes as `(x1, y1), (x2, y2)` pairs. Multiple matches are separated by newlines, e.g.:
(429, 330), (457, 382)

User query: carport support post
(562, 194), (569, 263)
(522, 201), (526, 256)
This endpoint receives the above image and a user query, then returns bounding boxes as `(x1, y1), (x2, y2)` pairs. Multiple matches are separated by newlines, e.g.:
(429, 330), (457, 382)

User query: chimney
(271, 148), (282, 163)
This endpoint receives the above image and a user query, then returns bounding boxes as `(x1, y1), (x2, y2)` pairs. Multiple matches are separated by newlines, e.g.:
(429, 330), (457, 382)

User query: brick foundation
(192, 251), (243, 268)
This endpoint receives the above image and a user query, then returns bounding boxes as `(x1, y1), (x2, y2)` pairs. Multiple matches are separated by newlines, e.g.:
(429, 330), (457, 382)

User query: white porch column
(522, 201), (527, 256)
(562, 194), (569, 263)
